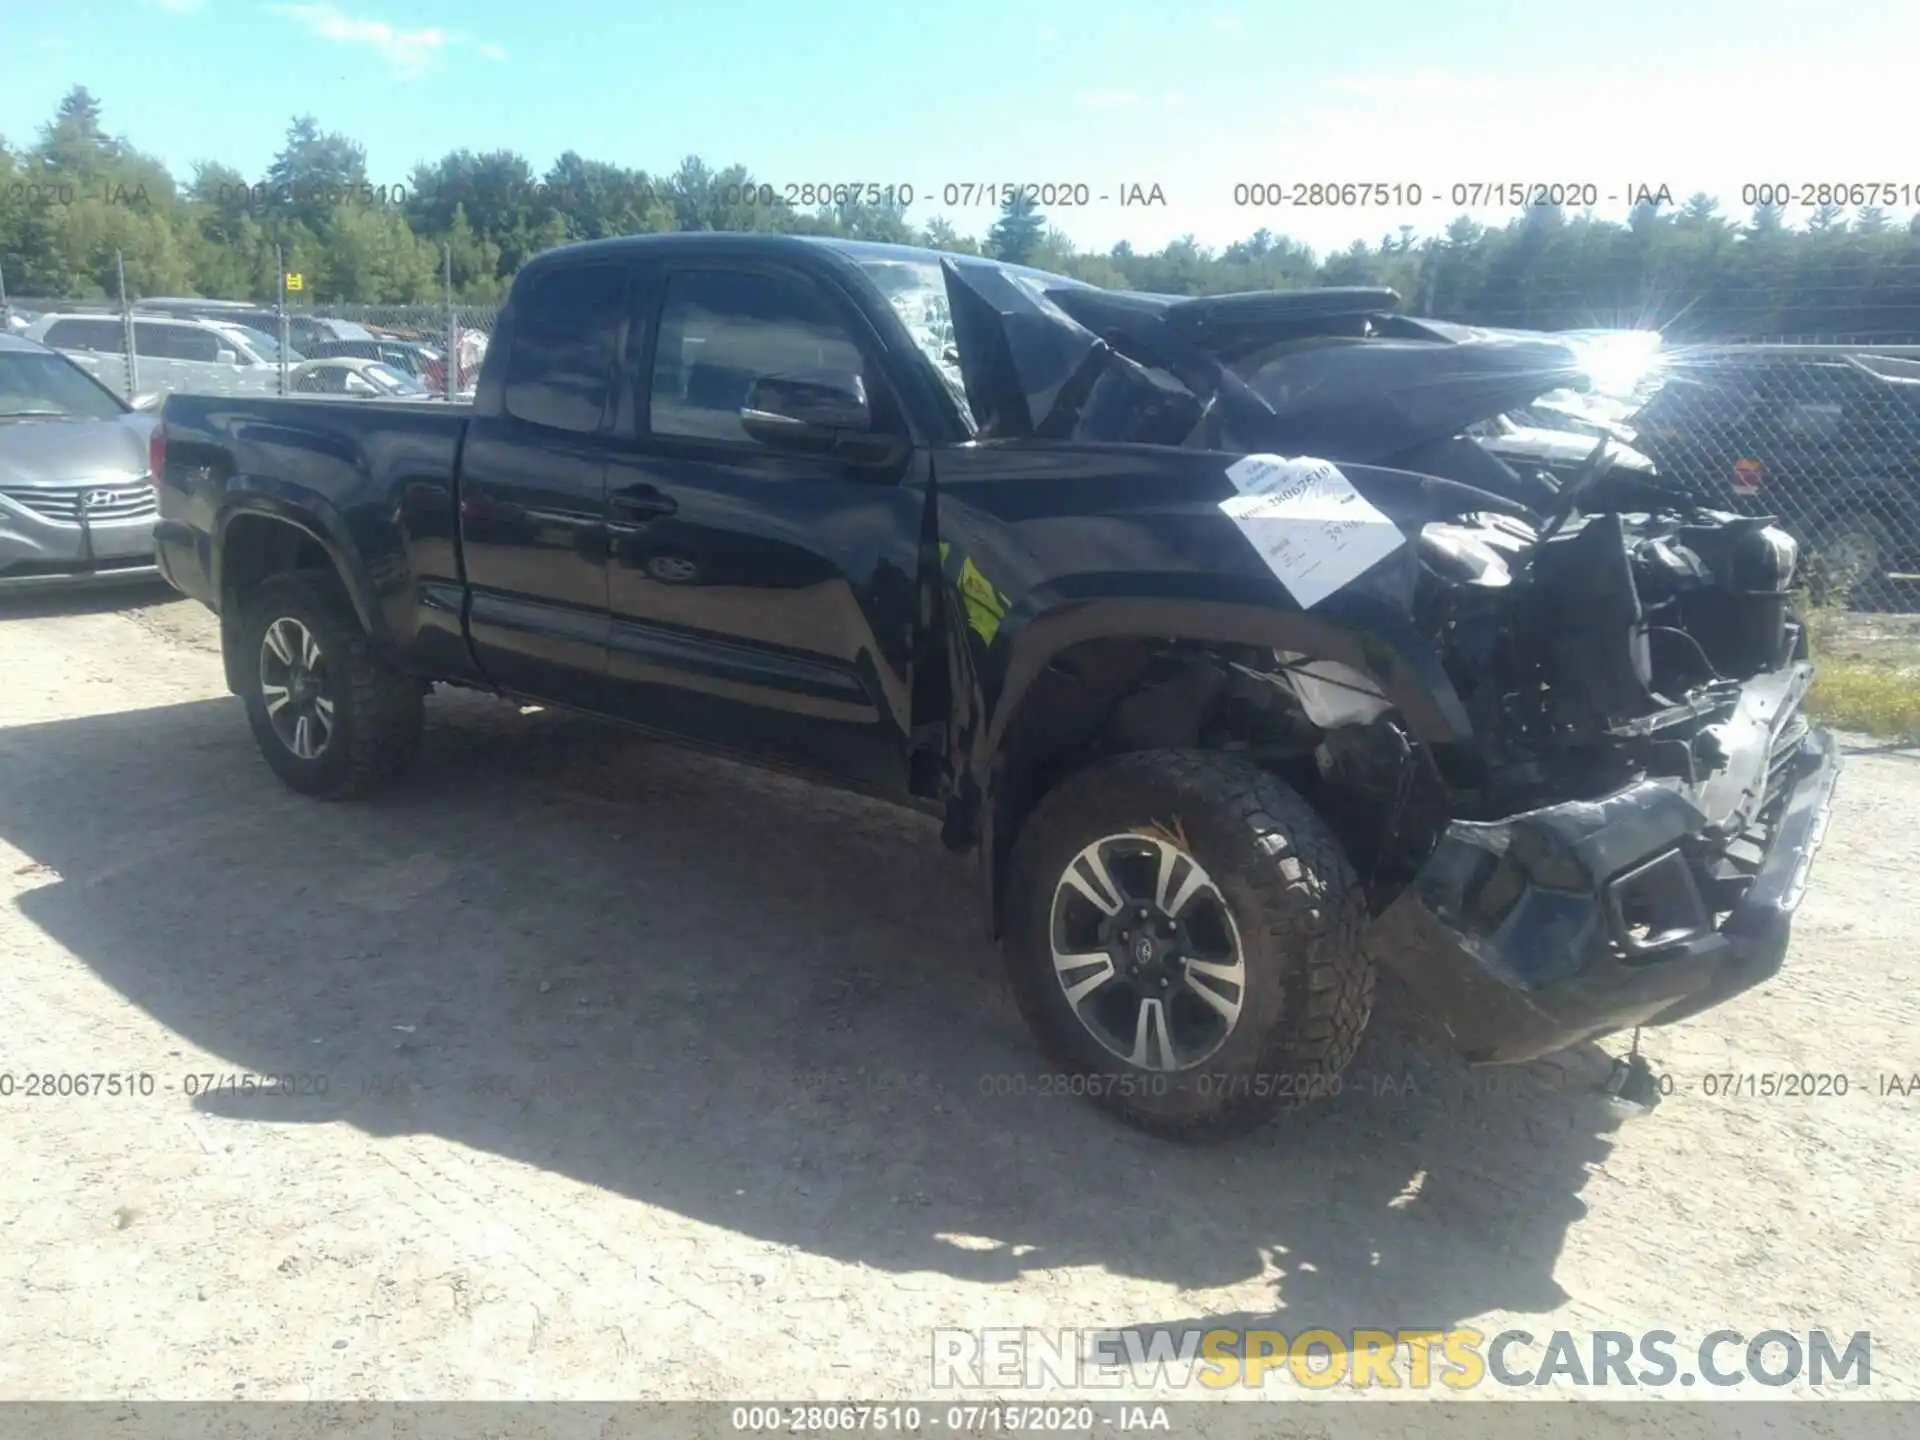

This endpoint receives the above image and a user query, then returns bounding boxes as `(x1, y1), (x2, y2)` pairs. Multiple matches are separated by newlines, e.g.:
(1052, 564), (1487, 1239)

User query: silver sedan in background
(0, 334), (162, 592)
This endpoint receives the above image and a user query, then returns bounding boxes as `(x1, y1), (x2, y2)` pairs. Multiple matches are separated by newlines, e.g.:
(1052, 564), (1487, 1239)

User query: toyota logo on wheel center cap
(1132, 935), (1156, 966)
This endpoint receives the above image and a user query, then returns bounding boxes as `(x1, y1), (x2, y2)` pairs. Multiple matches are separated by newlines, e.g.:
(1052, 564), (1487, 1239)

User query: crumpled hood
(938, 259), (1591, 462)
(1232, 337), (1591, 462)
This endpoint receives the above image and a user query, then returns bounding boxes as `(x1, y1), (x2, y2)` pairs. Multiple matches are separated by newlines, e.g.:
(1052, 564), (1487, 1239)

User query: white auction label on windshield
(1221, 454), (1405, 609)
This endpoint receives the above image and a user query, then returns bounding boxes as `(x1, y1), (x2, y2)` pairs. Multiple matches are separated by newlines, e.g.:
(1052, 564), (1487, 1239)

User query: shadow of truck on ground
(0, 689), (1622, 1343)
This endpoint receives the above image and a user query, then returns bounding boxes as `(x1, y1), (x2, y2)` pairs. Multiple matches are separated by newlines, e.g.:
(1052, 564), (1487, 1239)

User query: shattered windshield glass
(853, 258), (971, 415)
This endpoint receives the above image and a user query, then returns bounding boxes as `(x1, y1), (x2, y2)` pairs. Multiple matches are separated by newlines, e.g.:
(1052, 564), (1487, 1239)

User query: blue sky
(6, 0), (1917, 255)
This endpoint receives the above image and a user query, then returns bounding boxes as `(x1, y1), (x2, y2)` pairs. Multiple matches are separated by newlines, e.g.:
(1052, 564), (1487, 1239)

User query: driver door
(599, 258), (927, 800)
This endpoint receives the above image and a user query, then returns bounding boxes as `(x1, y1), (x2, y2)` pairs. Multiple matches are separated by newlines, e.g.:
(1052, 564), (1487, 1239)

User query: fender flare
(212, 485), (391, 681)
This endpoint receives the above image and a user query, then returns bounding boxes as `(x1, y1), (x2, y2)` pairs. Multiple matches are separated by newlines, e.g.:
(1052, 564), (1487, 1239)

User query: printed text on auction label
(1220, 454), (1405, 609)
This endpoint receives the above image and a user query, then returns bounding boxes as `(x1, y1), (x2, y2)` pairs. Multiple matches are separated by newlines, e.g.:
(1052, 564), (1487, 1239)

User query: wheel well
(985, 638), (1336, 937)
(217, 515), (341, 692)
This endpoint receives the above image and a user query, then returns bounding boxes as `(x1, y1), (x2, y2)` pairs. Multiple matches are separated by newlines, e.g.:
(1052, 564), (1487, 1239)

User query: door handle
(610, 488), (677, 520)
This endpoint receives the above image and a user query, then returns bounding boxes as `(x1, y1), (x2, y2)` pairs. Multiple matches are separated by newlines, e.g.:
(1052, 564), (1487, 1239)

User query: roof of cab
(512, 231), (1094, 291)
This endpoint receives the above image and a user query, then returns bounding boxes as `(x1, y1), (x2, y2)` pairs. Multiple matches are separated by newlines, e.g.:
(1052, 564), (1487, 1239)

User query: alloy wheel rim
(1048, 832), (1247, 1071)
(259, 617), (334, 761)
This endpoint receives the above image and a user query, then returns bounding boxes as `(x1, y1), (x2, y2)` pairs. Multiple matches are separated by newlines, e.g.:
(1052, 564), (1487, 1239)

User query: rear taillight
(148, 427), (166, 487)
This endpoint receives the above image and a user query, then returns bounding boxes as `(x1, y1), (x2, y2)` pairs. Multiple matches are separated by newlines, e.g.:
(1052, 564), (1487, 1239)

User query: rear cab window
(501, 261), (630, 434)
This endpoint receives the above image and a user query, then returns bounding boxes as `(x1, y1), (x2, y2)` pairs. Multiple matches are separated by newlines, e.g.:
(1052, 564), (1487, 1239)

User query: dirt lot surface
(2, 582), (1916, 1411)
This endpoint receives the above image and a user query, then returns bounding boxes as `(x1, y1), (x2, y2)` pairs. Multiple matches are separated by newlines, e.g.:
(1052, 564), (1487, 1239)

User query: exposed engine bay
(1194, 490), (1826, 1062)
(1191, 498), (1810, 900)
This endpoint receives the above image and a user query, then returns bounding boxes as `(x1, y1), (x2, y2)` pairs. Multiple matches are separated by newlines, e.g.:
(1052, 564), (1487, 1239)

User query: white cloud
(268, 4), (454, 74)
(1078, 90), (1138, 110)
(148, 0), (207, 12)
(478, 42), (508, 61)
(1209, 13), (1240, 31)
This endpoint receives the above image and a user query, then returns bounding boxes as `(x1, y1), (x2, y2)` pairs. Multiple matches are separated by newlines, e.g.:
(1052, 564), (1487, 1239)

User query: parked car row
(8, 298), (490, 405)
(133, 297), (378, 355)
(22, 311), (288, 397)
(0, 322), (443, 590)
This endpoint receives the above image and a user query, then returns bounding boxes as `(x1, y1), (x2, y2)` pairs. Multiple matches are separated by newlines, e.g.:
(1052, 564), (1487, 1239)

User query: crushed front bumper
(1366, 715), (1841, 1064)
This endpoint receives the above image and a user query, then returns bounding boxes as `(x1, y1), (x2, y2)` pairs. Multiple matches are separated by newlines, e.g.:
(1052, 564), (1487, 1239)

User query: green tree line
(8, 88), (1920, 339)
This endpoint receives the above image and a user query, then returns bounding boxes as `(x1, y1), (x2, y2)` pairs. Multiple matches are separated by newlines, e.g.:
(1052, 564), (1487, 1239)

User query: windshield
(0, 350), (127, 420)
(853, 258), (968, 406)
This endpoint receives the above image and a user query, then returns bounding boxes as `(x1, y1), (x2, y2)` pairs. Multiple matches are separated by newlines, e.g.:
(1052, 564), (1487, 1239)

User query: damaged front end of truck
(924, 257), (1842, 1063)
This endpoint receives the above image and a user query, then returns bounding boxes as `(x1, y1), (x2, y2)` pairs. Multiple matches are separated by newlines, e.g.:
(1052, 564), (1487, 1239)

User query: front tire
(237, 570), (423, 800)
(1003, 749), (1374, 1141)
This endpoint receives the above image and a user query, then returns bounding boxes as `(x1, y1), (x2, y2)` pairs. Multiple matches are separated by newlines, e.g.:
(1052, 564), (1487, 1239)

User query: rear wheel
(1003, 749), (1374, 1141)
(1805, 511), (1896, 609)
(237, 570), (423, 799)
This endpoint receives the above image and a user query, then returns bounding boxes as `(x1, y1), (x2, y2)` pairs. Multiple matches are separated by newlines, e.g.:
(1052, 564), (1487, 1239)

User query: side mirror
(131, 393), (160, 412)
(742, 370), (871, 438)
(215, 348), (238, 366)
(740, 371), (902, 466)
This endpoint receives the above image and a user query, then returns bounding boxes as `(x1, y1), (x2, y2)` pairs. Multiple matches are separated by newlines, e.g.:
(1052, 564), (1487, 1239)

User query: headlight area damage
(942, 262), (1842, 1063)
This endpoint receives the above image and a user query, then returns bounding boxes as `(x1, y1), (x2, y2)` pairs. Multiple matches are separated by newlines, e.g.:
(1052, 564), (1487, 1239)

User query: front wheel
(237, 570), (424, 799)
(1002, 750), (1375, 1141)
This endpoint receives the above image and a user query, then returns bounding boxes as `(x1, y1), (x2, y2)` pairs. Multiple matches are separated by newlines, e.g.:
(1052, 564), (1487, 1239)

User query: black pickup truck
(151, 233), (1841, 1140)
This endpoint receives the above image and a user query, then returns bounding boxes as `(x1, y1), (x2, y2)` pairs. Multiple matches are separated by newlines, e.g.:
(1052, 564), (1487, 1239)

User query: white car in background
(287, 356), (435, 399)
(24, 312), (288, 399)
(139, 300), (378, 355)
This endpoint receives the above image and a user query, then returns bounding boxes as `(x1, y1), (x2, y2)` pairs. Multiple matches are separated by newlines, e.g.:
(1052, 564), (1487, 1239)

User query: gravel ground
(1, 582), (1915, 1411)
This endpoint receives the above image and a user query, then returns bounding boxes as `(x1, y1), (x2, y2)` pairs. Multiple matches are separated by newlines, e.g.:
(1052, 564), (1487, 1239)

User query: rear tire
(1003, 749), (1374, 1142)
(1805, 510), (1896, 610)
(236, 570), (423, 800)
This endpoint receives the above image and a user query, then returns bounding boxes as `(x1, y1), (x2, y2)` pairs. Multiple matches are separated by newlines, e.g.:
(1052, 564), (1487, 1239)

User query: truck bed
(152, 393), (477, 683)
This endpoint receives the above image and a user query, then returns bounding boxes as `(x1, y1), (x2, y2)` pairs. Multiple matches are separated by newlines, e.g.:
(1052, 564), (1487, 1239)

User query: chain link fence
(0, 246), (500, 406)
(4, 255), (1917, 612)
(0, 297), (501, 404)
(1629, 343), (1920, 612)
